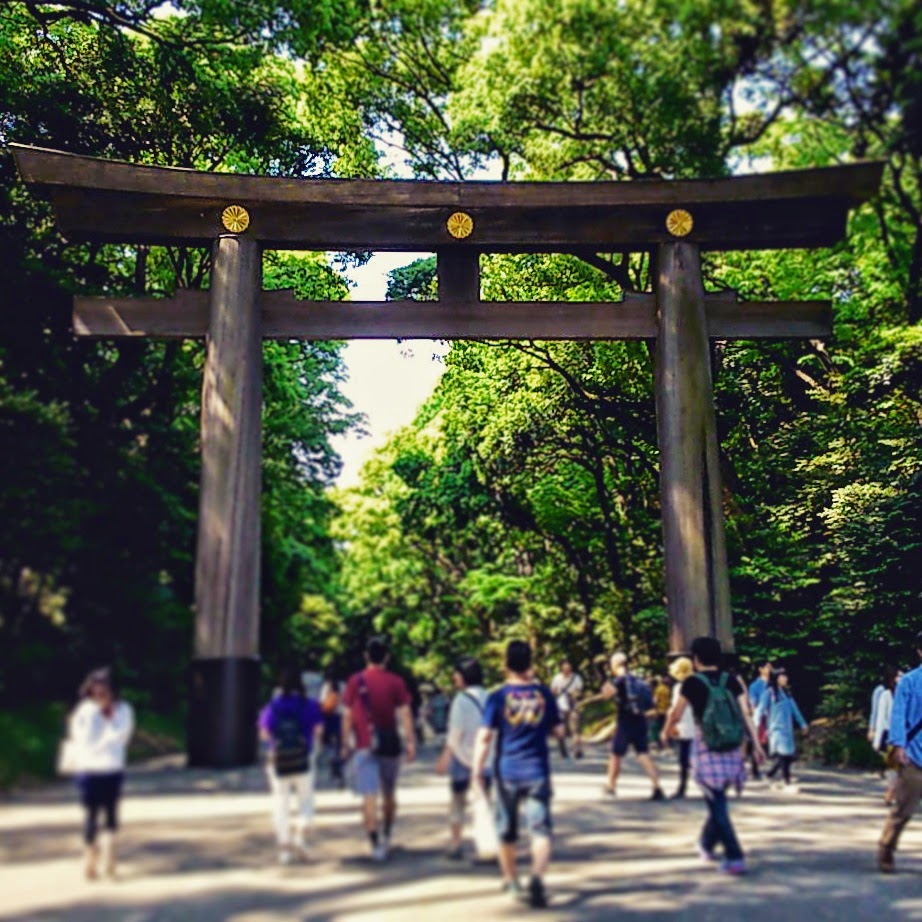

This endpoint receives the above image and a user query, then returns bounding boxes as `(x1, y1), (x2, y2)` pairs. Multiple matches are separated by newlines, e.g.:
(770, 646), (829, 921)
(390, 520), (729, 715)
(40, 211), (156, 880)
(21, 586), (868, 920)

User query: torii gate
(13, 145), (882, 767)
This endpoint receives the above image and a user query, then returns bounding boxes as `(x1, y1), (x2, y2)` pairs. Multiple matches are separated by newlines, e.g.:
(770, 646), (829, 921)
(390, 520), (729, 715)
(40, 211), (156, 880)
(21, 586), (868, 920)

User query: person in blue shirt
(879, 632), (922, 873)
(472, 640), (564, 909)
(754, 668), (809, 790)
(748, 660), (772, 708)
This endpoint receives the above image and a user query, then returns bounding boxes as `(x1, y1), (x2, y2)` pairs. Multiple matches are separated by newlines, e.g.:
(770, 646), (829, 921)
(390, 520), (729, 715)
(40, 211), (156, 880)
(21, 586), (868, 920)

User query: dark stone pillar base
(187, 657), (260, 768)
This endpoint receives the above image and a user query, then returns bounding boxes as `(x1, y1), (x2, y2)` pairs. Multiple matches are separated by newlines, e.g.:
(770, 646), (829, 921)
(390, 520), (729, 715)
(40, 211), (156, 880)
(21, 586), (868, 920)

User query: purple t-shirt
(258, 694), (323, 753)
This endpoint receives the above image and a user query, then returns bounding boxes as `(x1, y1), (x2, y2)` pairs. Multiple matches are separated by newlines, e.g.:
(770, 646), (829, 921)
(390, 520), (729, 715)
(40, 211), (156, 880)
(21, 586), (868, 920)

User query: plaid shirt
(692, 729), (746, 790)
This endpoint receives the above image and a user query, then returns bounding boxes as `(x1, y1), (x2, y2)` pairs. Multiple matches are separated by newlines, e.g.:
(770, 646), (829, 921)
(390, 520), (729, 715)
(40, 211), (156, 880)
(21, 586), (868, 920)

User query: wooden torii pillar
(12, 145), (882, 766)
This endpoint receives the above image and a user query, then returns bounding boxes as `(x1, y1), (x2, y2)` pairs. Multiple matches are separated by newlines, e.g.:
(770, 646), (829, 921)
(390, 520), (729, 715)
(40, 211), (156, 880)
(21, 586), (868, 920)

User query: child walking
(754, 667), (809, 791)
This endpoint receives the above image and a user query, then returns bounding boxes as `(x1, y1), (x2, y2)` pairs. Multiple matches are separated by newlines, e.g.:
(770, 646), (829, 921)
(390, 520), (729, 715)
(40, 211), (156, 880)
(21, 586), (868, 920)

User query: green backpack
(695, 673), (745, 752)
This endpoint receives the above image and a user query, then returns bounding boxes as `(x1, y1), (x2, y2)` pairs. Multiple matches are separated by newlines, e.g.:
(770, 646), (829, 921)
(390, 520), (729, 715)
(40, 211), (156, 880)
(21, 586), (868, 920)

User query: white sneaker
(372, 843), (387, 862)
(782, 783), (801, 795)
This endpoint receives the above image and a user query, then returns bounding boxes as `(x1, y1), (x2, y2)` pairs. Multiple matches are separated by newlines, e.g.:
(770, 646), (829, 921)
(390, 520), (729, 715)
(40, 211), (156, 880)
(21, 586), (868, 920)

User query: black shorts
(611, 716), (649, 756)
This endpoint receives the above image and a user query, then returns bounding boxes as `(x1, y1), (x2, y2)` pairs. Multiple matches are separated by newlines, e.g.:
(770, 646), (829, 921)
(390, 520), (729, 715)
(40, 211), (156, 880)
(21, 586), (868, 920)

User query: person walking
(650, 677), (671, 753)
(67, 668), (134, 881)
(319, 670), (345, 786)
(258, 667), (324, 865)
(472, 640), (564, 908)
(663, 637), (765, 875)
(754, 667), (809, 792)
(664, 657), (696, 798)
(435, 657), (490, 859)
(342, 637), (417, 861)
(879, 632), (922, 873)
(550, 659), (584, 759)
(601, 652), (665, 800)
(871, 667), (901, 805)
(747, 660), (772, 780)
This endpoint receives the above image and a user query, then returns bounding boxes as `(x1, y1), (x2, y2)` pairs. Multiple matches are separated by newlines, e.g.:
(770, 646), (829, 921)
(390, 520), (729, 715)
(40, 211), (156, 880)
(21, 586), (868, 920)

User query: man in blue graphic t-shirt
(472, 640), (564, 909)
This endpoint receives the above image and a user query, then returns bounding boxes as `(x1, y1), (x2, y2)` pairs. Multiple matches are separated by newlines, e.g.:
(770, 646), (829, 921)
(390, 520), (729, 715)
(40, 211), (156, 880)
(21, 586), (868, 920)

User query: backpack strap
(461, 690), (484, 713)
(906, 716), (922, 746)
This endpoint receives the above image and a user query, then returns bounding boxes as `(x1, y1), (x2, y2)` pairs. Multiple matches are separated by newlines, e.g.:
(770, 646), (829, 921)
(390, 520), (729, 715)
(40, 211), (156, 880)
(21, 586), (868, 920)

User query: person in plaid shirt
(662, 637), (766, 875)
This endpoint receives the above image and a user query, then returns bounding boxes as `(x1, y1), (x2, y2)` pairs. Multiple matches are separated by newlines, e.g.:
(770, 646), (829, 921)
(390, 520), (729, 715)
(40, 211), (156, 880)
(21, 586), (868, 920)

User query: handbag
(471, 789), (498, 860)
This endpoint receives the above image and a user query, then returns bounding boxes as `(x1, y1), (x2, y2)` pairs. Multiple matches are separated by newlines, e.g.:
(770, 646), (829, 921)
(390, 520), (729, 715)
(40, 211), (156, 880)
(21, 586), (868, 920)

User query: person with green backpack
(662, 637), (766, 875)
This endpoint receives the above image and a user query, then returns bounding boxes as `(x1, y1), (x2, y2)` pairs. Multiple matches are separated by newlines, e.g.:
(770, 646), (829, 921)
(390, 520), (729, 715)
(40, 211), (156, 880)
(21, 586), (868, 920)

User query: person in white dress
(68, 668), (134, 880)
(436, 657), (489, 859)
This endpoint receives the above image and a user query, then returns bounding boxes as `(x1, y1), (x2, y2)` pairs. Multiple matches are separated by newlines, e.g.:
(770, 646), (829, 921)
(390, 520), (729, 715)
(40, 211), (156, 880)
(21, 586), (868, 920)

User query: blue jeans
(701, 786), (743, 862)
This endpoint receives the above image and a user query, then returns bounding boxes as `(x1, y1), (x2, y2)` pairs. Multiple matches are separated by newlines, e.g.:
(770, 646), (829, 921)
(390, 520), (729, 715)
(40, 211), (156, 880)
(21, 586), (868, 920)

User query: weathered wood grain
(194, 236), (262, 660)
(655, 242), (734, 654)
(73, 292), (831, 340)
(12, 144), (883, 252)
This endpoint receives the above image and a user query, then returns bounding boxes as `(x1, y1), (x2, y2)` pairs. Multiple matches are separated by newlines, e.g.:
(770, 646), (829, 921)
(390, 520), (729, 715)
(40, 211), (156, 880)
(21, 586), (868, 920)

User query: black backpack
(273, 713), (309, 776)
(624, 674), (653, 717)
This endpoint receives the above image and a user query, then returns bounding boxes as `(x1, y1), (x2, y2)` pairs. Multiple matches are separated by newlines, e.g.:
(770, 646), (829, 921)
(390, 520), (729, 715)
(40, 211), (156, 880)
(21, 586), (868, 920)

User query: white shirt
(550, 672), (584, 714)
(672, 683), (696, 740)
(70, 699), (134, 773)
(446, 686), (487, 767)
(873, 688), (894, 752)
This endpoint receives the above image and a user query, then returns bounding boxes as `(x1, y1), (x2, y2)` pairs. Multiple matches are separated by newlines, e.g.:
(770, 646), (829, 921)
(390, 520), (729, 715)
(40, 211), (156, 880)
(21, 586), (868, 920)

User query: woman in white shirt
(665, 657), (696, 798)
(872, 667), (902, 805)
(435, 657), (488, 859)
(69, 669), (134, 879)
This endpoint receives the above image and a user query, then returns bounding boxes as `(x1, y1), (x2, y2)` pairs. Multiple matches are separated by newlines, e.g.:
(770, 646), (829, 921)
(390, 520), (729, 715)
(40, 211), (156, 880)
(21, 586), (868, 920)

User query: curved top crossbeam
(12, 144), (883, 252)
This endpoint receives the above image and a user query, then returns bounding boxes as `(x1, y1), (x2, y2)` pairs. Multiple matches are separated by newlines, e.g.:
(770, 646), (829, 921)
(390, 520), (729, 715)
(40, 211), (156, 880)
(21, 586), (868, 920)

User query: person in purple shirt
(258, 668), (324, 865)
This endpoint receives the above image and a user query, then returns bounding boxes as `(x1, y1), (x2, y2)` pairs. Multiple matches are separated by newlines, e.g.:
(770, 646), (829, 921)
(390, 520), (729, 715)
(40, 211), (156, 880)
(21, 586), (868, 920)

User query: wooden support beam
(438, 251), (480, 303)
(73, 292), (832, 341)
(13, 145), (884, 252)
(188, 235), (262, 768)
(655, 241), (734, 654)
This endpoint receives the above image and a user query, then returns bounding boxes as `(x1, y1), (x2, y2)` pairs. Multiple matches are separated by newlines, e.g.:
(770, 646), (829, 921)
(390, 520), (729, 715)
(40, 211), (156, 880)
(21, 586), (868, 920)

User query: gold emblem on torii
(221, 205), (250, 233)
(446, 212), (474, 239)
(666, 209), (694, 237)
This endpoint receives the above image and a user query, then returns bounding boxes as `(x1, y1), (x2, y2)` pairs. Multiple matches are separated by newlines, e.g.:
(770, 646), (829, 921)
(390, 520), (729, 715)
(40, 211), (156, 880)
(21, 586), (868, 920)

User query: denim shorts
(353, 749), (400, 797)
(495, 776), (552, 843)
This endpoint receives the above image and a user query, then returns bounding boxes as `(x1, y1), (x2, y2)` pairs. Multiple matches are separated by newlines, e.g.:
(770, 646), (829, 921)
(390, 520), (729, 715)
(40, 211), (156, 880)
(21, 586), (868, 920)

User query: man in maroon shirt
(342, 637), (417, 861)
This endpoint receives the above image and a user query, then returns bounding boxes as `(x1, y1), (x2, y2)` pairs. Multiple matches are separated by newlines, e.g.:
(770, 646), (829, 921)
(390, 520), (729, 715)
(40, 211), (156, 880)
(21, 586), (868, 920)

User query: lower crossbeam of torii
(12, 145), (883, 767)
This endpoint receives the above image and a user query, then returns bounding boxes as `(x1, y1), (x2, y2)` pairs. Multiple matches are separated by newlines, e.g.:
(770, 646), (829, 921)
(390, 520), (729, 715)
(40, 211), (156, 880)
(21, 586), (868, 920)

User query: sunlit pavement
(2, 745), (921, 921)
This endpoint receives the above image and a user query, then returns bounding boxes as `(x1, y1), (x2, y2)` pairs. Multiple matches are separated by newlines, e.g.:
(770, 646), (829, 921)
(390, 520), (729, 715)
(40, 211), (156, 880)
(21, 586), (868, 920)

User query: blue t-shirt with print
(483, 682), (561, 782)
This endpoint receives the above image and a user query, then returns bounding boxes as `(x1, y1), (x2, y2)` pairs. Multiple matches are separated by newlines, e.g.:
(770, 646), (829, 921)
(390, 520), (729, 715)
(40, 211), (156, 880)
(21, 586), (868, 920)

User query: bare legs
(607, 752), (662, 795)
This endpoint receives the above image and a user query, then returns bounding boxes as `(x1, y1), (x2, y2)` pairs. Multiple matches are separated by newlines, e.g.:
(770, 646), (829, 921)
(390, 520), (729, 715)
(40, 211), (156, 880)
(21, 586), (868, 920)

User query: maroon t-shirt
(343, 668), (411, 750)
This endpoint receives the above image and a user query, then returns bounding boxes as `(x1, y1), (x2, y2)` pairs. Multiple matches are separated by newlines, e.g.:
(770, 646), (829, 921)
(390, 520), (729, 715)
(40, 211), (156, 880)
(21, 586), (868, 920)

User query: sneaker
(528, 876), (548, 908)
(781, 783), (800, 795)
(502, 878), (524, 901)
(720, 859), (747, 875)
(670, 789), (686, 800)
(651, 788), (666, 802)
(278, 848), (293, 866)
(603, 785), (616, 797)
(697, 845), (717, 864)
(371, 843), (387, 863)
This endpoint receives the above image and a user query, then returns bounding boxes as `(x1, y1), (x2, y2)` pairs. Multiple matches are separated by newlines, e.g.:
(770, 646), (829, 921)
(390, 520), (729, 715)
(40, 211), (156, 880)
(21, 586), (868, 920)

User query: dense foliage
(333, 0), (922, 709)
(0, 0), (919, 760)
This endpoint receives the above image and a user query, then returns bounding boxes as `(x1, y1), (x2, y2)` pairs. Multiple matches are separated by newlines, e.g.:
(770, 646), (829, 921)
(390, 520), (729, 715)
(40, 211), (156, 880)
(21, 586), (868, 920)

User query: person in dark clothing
(601, 652), (664, 800)
(663, 637), (765, 875)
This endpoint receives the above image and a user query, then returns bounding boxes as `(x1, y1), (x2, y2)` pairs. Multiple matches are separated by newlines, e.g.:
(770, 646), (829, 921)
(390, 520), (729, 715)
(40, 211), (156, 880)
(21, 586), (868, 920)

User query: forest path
(2, 744), (920, 921)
